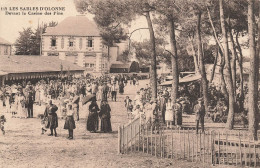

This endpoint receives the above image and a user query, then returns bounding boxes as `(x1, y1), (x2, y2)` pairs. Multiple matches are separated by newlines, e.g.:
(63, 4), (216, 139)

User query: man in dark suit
(27, 85), (35, 118)
(194, 97), (205, 134)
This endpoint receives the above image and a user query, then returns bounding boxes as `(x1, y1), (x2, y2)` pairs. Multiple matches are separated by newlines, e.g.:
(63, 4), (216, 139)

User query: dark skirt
(64, 116), (76, 130)
(100, 117), (112, 132)
(46, 113), (58, 129)
(175, 112), (182, 125)
(87, 112), (99, 132)
(119, 86), (124, 94)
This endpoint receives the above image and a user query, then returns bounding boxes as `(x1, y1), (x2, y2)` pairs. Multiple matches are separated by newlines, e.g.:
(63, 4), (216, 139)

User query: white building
(0, 37), (12, 55)
(42, 16), (108, 73)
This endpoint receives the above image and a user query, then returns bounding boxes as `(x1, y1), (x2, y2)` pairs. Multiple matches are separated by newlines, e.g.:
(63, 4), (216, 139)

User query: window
(79, 38), (82, 49)
(61, 37), (64, 49)
(90, 63), (95, 68)
(51, 39), (56, 46)
(88, 40), (93, 47)
(69, 41), (74, 47)
(85, 63), (89, 67)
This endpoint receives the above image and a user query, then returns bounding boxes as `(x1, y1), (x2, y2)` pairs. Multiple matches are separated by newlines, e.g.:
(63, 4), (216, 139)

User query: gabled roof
(0, 55), (84, 74)
(110, 63), (130, 69)
(0, 37), (12, 45)
(43, 16), (100, 36)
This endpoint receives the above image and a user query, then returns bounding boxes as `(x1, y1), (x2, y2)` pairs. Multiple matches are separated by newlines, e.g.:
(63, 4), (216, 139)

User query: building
(0, 37), (12, 55)
(42, 16), (108, 73)
(0, 55), (84, 86)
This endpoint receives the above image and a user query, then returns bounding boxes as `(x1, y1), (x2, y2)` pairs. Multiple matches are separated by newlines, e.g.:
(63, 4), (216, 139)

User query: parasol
(81, 94), (96, 105)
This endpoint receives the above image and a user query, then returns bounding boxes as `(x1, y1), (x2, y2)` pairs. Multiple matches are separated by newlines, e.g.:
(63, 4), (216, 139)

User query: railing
(118, 115), (141, 154)
(118, 119), (260, 167)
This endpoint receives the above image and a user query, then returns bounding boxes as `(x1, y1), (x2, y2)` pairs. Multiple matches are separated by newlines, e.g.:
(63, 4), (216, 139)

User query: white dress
(165, 102), (173, 121)
(17, 95), (27, 118)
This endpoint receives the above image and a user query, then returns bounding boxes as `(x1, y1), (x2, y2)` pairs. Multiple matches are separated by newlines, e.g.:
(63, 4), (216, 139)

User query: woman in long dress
(16, 92), (27, 118)
(99, 100), (112, 133)
(97, 84), (103, 101)
(87, 99), (100, 132)
(165, 99), (173, 128)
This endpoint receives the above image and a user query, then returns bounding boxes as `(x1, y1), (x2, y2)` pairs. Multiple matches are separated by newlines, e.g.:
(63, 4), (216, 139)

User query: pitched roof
(110, 63), (130, 69)
(0, 55), (84, 74)
(43, 16), (100, 36)
(0, 37), (12, 45)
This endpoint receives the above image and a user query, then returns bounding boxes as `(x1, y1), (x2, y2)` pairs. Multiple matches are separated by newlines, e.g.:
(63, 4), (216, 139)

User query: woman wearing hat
(99, 100), (112, 133)
(87, 98), (100, 133)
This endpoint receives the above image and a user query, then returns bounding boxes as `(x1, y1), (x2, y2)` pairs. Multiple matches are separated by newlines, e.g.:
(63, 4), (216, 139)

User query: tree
(248, 0), (258, 140)
(15, 27), (34, 55)
(15, 21), (58, 55)
(219, 0), (235, 129)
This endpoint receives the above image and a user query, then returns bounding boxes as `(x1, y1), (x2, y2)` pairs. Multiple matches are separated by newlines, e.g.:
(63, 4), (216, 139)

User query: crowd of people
(0, 74), (141, 139)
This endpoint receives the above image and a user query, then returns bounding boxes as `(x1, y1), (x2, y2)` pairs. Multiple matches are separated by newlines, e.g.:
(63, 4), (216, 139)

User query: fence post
(218, 132), (220, 165)
(147, 125), (149, 154)
(134, 125), (136, 151)
(244, 133), (247, 166)
(192, 129), (194, 162)
(179, 128), (182, 159)
(248, 135), (251, 166)
(188, 128), (190, 161)
(183, 128), (185, 159)
(143, 125), (145, 153)
(238, 132), (242, 166)
(130, 124), (132, 152)
(171, 126), (173, 159)
(118, 126), (121, 154)
(126, 125), (128, 154)
(151, 124), (153, 156)
(211, 131), (215, 166)
(203, 131), (205, 165)
(138, 125), (140, 152)
(122, 125), (125, 154)
(254, 138), (257, 168)
(226, 132), (228, 165)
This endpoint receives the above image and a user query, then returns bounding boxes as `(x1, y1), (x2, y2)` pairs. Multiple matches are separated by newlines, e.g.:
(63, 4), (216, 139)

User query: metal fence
(118, 120), (260, 167)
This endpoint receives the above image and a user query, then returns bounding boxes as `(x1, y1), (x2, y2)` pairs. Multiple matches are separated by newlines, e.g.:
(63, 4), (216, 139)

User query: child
(38, 114), (47, 134)
(0, 115), (6, 135)
(64, 104), (76, 140)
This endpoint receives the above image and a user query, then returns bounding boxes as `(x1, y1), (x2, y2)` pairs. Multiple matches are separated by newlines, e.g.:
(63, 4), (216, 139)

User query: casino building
(42, 16), (108, 73)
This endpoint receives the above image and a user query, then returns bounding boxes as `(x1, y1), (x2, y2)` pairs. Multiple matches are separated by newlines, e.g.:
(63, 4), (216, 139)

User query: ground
(0, 80), (232, 168)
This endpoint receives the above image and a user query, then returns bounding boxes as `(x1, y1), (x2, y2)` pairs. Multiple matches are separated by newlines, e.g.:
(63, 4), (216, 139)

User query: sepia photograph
(0, 0), (259, 167)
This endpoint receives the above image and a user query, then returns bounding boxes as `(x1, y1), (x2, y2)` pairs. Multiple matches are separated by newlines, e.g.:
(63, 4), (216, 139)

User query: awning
(159, 74), (201, 86)
(0, 71), (8, 76)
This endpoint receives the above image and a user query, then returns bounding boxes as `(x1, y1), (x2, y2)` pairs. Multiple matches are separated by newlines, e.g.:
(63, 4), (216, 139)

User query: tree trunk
(168, 17), (179, 103)
(248, 0), (258, 140)
(196, 11), (209, 113)
(228, 27), (237, 100)
(145, 11), (157, 101)
(235, 32), (244, 102)
(220, 0), (235, 129)
(210, 47), (218, 83)
(188, 36), (199, 74)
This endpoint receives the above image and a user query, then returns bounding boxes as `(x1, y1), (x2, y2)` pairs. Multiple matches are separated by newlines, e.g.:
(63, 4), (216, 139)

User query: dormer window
(51, 36), (57, 47)
(51, 39), (56, 46)
(87, 37), (93, 48)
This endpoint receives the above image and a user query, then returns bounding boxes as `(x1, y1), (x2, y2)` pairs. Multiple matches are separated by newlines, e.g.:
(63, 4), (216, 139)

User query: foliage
(14, 21), (58, 55)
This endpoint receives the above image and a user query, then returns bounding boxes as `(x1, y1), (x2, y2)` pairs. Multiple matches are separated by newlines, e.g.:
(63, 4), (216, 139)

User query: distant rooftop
(0, 37), (12, 45)
(0, 55), (84, 74)
(43, 16), (100, 36)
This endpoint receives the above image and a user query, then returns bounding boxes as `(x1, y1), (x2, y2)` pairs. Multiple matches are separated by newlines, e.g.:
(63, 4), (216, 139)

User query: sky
(0, 0), (150, 44)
